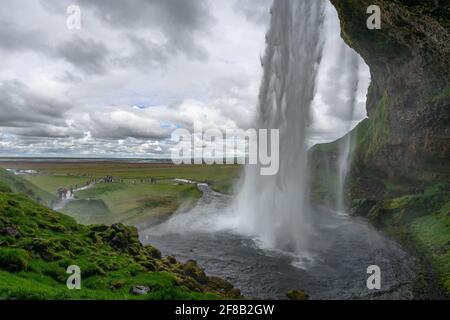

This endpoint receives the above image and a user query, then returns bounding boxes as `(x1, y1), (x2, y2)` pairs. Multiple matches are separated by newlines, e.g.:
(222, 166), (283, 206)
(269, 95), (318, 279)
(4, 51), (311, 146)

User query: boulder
(183, 260), (208, 284)
(166, 255), (177, 264)
(130, 285), (150, 295)
(144, 245), (162, 259)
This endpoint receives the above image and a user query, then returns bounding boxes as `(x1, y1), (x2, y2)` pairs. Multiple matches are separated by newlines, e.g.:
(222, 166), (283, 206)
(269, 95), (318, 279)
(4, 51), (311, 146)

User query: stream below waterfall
(140, 184), (417, 300)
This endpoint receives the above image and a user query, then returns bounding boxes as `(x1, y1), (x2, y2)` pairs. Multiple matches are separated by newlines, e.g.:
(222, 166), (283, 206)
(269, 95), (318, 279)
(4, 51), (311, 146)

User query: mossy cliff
(311, 1), (449, 296)
(0, 169), (240, 299)
(326, 0), (449, 199)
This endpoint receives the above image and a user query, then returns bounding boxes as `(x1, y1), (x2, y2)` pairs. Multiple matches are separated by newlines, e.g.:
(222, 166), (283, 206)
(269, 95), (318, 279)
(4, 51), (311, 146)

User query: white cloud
(0, 0), (369, 157)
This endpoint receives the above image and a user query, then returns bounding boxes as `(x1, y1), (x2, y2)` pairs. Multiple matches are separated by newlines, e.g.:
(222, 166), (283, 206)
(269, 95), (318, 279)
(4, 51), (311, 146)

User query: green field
(0, 162), (242, 226)
(0, 161), (242, 193)
(2, 162), (242, 193)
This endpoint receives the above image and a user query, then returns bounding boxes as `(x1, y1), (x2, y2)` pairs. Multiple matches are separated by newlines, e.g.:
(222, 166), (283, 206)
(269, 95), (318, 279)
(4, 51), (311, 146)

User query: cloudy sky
(0, 0), (369, 158)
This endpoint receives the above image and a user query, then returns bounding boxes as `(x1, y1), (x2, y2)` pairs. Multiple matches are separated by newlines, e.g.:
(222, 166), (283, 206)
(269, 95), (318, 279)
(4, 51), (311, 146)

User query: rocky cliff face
(310, 0), (450, 296)
(316, 0), (449, 201)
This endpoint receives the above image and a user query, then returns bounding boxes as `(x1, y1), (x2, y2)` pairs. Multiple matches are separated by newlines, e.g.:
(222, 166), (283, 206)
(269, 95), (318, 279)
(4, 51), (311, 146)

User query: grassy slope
(0, 190), (240, 300)
(367, 184), (450, 296)
(0, 169), (55, 206)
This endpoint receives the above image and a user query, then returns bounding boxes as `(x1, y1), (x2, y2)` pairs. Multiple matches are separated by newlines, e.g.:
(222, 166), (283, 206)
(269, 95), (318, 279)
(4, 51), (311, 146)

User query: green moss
(356, 92), (390, 159)
(367, 185), (450, 295)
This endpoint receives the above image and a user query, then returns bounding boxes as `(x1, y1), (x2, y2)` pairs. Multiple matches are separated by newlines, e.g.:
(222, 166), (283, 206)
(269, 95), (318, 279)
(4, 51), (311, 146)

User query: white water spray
(312, 5), (370, 213)
(233, 0), (369, 256)
(233, 0), (325, 256)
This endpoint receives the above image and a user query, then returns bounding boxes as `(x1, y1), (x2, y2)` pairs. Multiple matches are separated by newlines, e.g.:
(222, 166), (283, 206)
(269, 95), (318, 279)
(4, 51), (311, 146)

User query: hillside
(0, 171), (240, 299)
(0, 168), (55, 207)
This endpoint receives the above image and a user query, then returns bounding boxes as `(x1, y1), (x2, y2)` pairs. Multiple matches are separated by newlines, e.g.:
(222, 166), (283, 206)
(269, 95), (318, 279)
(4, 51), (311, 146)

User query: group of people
(56, 187), (74, 200)
(96, 176), (157, 184)
(56, 175), (158, 199)
(103, 175), (114, 183)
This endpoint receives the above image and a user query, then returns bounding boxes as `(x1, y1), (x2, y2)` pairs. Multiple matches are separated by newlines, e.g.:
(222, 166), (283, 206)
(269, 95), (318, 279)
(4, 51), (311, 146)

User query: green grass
(0, 270), (216, 300)
(367, 184), (450, 295)
(0, 190), (240, 300)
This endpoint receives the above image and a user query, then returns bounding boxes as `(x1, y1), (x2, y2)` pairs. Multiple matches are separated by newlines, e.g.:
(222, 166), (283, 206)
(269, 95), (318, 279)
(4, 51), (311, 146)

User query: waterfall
(231, 0), (369, 258)
(232, 0), (325, 257)
(313, 6), (369, 214)
(323, 32), (362, 214)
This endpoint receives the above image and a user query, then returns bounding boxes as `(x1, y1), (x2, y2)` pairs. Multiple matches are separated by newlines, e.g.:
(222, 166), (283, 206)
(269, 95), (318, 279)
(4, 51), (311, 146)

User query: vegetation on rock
(311, 0), (449, 297)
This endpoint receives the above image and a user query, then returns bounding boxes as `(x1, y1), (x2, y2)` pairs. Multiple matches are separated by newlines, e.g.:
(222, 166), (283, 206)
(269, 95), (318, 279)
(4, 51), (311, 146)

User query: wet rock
(166, 255), (177, 264)
(183, 260), (208, 284)
(351, 199), (378, 217)
(175, 277), (203, 292)
(287, 289), (309, 300)
(130, 285), (150, 295)
(206, 276), (241, 298)
(230, 288), (241, 297)
(207, 276), (233, 292)
(144, 245), (162, 259)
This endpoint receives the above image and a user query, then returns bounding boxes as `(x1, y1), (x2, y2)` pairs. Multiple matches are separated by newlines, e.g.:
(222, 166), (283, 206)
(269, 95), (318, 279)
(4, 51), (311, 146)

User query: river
(140, 184), (416, 300)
